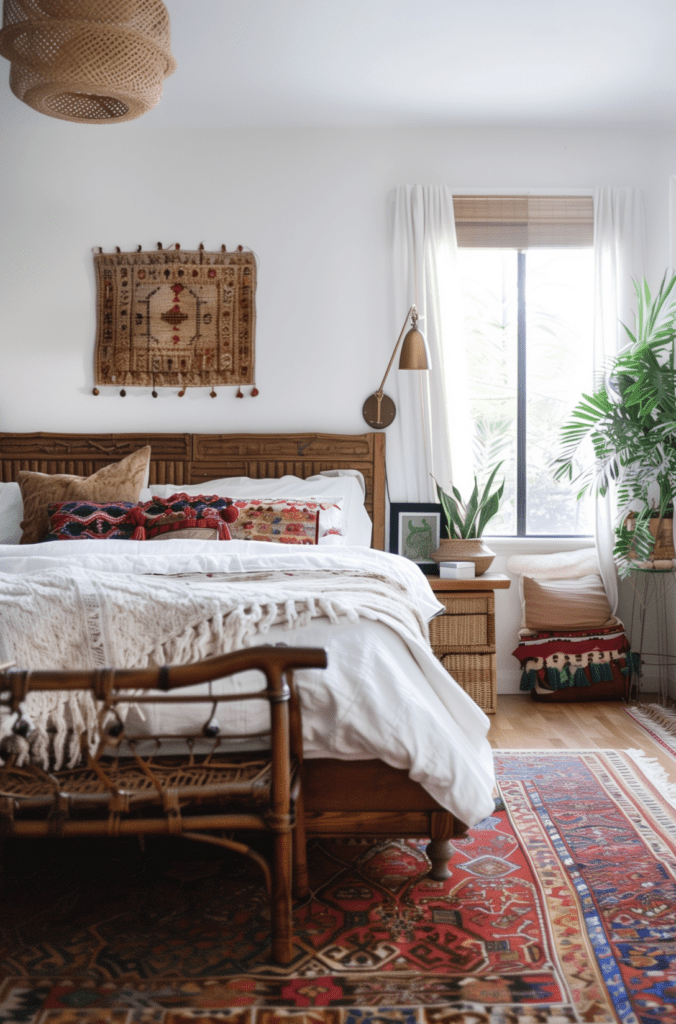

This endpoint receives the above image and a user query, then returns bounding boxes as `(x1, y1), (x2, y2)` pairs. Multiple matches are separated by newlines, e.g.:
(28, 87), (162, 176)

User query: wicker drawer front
(436, 595), (492, 616)
(429, 613), (488, 648)
(441, 653), (497, 714)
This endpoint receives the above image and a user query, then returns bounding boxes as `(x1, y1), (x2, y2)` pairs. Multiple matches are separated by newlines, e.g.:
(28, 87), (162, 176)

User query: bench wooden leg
(425, 810), (458, 881)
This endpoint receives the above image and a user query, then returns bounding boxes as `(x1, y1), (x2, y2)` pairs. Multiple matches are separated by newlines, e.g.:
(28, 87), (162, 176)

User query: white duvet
(0, 540), (495, 826)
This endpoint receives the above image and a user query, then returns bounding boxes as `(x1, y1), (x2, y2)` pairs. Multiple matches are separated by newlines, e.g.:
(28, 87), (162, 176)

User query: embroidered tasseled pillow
(224, 498), (330, 544)
(47, 501), (139, 540)
(18, 445), (151, 545)
(224, 497), (345, 541)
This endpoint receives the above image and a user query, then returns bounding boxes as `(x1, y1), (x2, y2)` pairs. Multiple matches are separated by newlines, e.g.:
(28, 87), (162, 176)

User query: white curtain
(388, 185), (473, 502)
(593, 186), (646, 612)
(670, 175), (676, 271)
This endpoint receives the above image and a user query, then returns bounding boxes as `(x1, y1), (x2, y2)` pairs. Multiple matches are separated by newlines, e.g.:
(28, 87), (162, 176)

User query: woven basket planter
(625, 513), (675, 567)
(0, 0), (176, 123)
(431, 538), (496, 576)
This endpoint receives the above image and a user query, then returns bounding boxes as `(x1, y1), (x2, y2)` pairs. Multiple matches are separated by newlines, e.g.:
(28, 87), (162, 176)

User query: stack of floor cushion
(512, 623), (637, 702)
(506, 548), (637, 703)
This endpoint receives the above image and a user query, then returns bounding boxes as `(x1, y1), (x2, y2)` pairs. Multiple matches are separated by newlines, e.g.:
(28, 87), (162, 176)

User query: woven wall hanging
(0, 0), (176, 124)
(93, 246), (257, 395)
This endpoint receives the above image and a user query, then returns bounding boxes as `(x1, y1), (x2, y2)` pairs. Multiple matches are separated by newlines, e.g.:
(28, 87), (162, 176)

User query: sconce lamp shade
(0, 0), (177, 124)
(398, 324), (429, 371)
(362, 306), (429, 430)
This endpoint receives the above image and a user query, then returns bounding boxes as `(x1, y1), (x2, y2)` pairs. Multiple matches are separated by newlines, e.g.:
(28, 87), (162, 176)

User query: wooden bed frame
(0, 430), (467, 876)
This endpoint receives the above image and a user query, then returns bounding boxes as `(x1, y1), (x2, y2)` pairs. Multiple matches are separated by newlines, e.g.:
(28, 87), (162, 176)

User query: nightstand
(427, 574), (511, 714)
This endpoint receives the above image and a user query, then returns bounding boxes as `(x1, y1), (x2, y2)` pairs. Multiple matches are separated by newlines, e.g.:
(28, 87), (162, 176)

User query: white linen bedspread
(0, 540), (495, 825)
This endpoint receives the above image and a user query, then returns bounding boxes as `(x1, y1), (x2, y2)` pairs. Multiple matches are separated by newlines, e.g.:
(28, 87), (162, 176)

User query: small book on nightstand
(438, 561), (475, 579)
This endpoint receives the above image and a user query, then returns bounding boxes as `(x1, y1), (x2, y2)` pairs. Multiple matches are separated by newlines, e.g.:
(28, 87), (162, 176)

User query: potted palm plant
(553, 273), (676, 575)
(433, 464), (505, 575)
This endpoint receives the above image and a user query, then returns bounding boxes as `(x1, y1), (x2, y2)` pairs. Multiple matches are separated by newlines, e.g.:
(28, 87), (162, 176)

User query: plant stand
(625, 566), (676, 705)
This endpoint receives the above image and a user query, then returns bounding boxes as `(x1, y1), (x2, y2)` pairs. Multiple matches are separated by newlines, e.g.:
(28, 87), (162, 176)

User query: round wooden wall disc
(362, 393), (396, 429)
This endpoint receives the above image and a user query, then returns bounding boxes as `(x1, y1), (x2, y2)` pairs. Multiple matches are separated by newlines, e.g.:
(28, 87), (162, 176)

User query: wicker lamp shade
(0, 0), (176, 123)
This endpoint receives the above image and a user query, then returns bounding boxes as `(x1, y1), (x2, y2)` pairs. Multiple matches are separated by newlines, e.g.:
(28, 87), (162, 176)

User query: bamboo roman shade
(454, 195), (594, 249)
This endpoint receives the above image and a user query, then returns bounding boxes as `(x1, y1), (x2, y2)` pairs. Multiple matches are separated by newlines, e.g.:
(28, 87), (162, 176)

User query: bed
(0, 430), (495, 878)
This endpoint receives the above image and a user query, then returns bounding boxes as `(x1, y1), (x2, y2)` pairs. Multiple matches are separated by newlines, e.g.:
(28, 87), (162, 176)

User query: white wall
(2, 119), (675, 691)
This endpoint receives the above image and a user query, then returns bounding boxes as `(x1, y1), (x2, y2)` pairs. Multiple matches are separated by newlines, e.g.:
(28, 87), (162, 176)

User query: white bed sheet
(0, 540), (496, 826)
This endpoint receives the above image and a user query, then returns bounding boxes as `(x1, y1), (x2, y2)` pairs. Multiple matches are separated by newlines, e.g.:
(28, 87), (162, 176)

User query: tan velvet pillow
(522, 573), (613, 631)
(148, 527), (219, 541)
(18, 446), (151, 545)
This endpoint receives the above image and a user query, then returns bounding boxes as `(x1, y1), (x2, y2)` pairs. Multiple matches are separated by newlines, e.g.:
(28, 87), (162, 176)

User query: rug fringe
(625, 703), (676, 745)
(625, 747), (676, 810)
(624, 704), (676, 766)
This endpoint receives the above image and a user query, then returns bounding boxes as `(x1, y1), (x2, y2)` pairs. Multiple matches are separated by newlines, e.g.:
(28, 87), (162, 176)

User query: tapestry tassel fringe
(92, 385), (260, 398)
(574, 666), (590, 687)
(621, 651), (642, 676)
(520, 660), (615, 692)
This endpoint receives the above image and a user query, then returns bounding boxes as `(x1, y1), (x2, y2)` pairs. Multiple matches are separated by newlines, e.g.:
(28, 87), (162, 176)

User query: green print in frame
(389, 502), (444, 575)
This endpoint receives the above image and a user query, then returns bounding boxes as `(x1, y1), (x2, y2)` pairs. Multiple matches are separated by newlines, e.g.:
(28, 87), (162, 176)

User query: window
(454, 196), (595, 537)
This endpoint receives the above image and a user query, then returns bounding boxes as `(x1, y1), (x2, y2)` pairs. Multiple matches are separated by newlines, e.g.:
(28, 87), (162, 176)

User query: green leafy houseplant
(434, 463), (505, 539)
(553, 273), (676, 574)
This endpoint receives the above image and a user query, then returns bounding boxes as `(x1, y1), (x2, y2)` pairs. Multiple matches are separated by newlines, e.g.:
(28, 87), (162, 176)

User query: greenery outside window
(454, 195), (595, 537)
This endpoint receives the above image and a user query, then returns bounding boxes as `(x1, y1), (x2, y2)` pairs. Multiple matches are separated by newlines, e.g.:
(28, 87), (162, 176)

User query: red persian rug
(1, 749), (675, 1023)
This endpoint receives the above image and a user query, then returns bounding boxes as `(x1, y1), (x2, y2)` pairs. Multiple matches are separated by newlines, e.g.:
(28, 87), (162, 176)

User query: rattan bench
(0, 646), (328, 965)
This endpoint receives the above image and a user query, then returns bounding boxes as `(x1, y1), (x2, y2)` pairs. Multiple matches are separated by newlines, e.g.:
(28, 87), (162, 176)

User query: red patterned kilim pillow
(48, 501), (139, 540)
(48, 496), (236, 541)
(137, 494), (237, 540)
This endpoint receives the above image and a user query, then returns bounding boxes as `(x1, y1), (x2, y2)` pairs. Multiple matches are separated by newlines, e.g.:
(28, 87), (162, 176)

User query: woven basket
(0, 0), (176, 123)
(625, 513), (675, 563)
(440, 653), (497, 714)
(429, 613), (489, 648)
(431, 538), (495, 575)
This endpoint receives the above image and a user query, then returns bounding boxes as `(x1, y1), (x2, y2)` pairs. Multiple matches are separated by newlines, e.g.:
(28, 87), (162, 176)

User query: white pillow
(0, 483), (23, 544)
(149, 473), (373, 547)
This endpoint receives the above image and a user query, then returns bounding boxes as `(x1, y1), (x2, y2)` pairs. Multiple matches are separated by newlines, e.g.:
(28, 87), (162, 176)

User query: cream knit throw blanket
(0, 566), (426, 769)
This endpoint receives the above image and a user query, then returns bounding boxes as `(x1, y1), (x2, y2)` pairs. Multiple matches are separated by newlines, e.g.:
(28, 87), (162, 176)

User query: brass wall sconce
(362, 305), (429, 429)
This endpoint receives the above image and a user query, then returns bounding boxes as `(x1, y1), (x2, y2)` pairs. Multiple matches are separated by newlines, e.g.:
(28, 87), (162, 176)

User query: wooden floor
(489, 694), (676, 786)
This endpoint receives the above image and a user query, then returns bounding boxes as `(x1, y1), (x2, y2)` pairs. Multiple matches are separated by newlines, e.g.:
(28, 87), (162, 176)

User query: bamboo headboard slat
(0, 431), (386, 549)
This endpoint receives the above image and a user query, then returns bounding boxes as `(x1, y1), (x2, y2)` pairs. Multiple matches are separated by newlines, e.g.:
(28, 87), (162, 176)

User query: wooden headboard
(0, 431), (387, 549)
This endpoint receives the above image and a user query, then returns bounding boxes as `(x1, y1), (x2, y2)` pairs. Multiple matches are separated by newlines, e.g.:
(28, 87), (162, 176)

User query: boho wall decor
(93, 245), (256, 396)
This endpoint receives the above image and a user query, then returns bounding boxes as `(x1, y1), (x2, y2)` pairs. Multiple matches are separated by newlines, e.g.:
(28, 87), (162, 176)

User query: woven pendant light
(0, 0), (177, 123)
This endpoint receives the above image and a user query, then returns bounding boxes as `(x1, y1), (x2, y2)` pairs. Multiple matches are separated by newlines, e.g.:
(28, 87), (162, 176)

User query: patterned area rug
(1, 750), (676, 1023)
(625, 703), (676, 761)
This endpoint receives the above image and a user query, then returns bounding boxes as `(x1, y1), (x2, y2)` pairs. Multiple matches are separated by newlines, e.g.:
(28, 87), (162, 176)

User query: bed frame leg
(425, 810), (456, 880)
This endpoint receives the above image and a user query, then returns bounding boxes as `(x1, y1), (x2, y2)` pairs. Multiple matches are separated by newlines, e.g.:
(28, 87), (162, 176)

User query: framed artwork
(390, 503), (444, 574)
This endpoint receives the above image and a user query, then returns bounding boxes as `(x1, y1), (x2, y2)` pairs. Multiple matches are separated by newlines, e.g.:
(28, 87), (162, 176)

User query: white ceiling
(1, 0), (675, 130)
(149, 0), (676, 130)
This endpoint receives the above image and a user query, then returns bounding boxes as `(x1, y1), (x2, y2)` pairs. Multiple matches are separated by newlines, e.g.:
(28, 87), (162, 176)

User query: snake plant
(434, 463), (505, 539)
